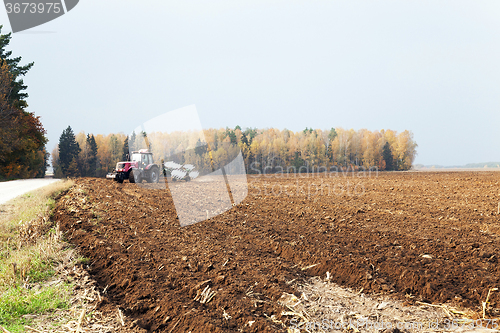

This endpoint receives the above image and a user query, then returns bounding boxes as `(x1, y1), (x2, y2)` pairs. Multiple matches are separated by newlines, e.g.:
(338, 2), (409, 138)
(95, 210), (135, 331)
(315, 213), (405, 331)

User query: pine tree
(228, 130), (237, 145)
(0, 26), (34, 109)
(382, 142), (394, 171)
(195, 138), (207, 156)
(122, 136), (129, 160)
(240, 133), (249, 146)
(58, 126), (81, 176)
(87, 134), (98, 176)
(129, 131), (136, 152)
(291, 152), (305, 172)
(328, 128), (337, 141)
(139, 131), (148, 150)
(244, 128), (257, 146)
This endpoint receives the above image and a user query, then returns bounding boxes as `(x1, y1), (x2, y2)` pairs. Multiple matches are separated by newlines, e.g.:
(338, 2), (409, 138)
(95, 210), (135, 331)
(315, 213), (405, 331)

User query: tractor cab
(130, 149), (154, 169)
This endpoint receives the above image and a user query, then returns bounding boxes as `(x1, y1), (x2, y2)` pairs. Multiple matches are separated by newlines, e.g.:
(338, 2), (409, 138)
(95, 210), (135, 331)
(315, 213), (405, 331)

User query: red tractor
(106, 149), (160, 184)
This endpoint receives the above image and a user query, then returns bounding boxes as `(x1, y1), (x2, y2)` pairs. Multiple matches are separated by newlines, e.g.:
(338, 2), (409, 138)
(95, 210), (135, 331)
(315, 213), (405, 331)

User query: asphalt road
(0, 178), (61, 205)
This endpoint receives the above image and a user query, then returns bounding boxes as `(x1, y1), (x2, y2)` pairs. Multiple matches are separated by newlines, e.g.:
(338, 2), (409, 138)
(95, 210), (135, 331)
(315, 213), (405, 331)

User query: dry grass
(0, 180), (76, 332)
(280, 276), (493, 333)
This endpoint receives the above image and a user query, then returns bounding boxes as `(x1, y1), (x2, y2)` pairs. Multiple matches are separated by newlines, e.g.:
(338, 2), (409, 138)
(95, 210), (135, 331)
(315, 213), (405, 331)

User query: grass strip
(0, 180), (74, 332)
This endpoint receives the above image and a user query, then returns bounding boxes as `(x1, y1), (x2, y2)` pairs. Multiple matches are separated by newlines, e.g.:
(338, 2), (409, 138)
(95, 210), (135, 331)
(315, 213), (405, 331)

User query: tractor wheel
(129, 170), (141, 183)
(148, 167), (159, 183)
(116, 176), (123, 183)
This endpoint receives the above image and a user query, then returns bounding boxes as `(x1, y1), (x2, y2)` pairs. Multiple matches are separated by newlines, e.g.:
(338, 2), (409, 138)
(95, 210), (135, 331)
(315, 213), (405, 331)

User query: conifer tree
(87, 134), (98, 176)
(122, 137), (129, 161)
(58, 126), (81, 176)
(0, 26), (33, 108)
(382, 142), (394, 171)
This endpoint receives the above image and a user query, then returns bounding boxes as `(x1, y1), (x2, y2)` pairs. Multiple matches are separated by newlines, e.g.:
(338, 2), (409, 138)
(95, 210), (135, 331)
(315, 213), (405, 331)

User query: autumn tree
(53, 126), (417, 178)
(0, 27), (47, 180)
(109, 134), (122, 165)
(394, 130), (418, 171)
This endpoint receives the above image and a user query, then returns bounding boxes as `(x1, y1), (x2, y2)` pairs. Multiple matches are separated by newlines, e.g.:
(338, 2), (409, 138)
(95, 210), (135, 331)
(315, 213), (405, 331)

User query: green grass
(0, 180), (75, 331)
(0, 284), (71, 331)
(75, 256), (90, 265)
(27, 256), (56, 283)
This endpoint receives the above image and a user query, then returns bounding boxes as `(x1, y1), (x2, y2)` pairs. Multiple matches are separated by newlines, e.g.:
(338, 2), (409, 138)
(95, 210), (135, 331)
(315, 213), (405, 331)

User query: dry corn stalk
(194, 285), (217, 304)
(482, 287), (498, 319)
(118, 308), (125, 326)
(76, 308), (86, 333)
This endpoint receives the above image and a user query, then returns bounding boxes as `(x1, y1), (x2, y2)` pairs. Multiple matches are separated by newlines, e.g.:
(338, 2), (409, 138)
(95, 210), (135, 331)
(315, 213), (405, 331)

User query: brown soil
(53, 172), (500, 332)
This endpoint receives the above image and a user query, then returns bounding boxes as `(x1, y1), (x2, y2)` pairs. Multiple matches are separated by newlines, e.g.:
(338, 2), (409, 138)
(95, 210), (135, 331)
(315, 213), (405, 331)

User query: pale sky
(1, 0), (499, 166)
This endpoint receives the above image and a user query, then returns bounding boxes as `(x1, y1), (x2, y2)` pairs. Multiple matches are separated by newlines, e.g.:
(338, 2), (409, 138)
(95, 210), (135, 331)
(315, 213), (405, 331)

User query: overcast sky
(1, 0), (499, 166)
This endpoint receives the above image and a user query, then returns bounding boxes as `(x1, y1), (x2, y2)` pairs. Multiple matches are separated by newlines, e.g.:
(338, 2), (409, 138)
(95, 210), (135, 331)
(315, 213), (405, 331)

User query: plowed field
(53, 172), (500, 332)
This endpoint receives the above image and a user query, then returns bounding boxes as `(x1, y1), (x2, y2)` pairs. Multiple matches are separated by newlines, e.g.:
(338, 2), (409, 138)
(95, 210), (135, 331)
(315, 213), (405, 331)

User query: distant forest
(52, 126), (417, 178)
(415, 162), (500, 169)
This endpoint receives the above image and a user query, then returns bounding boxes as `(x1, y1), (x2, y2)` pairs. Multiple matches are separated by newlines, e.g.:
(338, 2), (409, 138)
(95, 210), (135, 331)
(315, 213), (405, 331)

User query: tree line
(0, 27), (48, 180)
(52, 125), (417, 178)
(238, 127), (418, 172)
(51, 127), (127, 178)
(148, 127), (417, 174)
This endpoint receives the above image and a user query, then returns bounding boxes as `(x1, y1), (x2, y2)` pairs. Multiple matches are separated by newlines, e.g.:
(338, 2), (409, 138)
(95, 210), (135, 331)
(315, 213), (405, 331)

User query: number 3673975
(5, 2), (61, 14)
